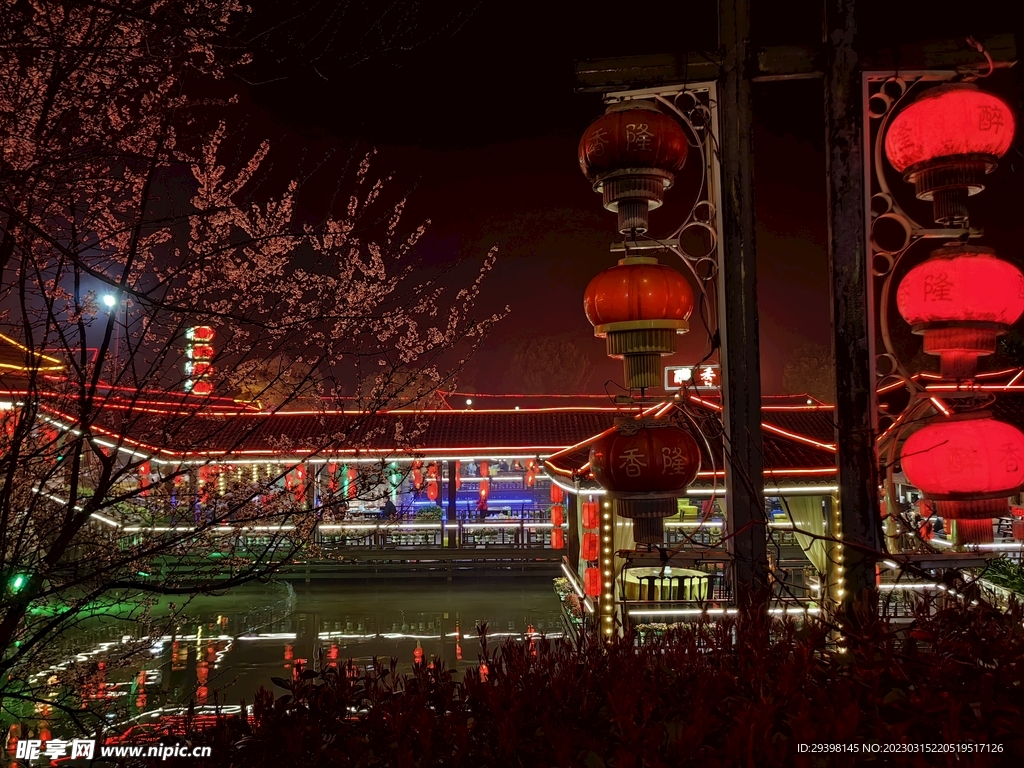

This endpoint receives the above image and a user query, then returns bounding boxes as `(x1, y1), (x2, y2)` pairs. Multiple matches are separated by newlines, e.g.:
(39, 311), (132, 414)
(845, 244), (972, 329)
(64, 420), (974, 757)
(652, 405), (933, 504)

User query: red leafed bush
(149, 603), (1024, 768)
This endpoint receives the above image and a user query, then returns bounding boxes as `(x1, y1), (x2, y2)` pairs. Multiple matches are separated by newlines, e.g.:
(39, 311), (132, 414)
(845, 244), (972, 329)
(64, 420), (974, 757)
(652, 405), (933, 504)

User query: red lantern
(191, 380), (214, 396)
(479, 460), (489, 478)
(550, 483), (564, 504)
(412, 467), (423, 490)
(900, 412), (1024, 544)
(550, 504), (564, 527)
(455, 461), (462, 490)
(346, 465), (358, 500)
(885, 84), (1015, 225)
(579, 100), (689, 233)
(582, 532), (599, 561)
(551, 528), (565, 550)
(139, 460), (151, 496)
(589, 418), (701, 543)
(583, 567), (602, 597)
(584, 256), (693, 390)
(479, 478), (489, 501)
(582, 500), (600, 529)
(525, 468), (535, 488)
(427, 482), (439, 502)
(896, 246), (1024, 379)
(188, 326), (216, 343)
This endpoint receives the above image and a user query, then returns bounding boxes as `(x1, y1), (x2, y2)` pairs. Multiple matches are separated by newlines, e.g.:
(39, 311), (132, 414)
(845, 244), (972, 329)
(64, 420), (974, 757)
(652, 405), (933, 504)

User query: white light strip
(627, 606), (820, 617)
(560, 562), (586, 598)
(878, 583), (942, 590)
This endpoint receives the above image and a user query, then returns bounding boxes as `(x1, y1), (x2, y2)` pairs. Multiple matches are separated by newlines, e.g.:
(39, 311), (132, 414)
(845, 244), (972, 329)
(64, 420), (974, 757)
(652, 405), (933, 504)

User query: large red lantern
(582, 532), (599, 561)
(551, 528), (565, 550)
(479, 461), (489, 478)
(579, 100), (688, 233)
(584, 256), (693, 390)
(900, 412), (1024, 544)
(583, 567), (602, 597)
(550, 504), (564, 528)
(896, 246), (1024, 379)
(589, 418), (701, 543)
(426, 481), (439, 502)
(581, 500), (600, 529)
(885, 83), (1015, 225)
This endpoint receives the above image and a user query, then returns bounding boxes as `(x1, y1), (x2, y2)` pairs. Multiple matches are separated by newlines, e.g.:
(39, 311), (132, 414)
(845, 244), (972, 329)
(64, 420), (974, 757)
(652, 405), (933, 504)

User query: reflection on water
(17, 576), (562, 736)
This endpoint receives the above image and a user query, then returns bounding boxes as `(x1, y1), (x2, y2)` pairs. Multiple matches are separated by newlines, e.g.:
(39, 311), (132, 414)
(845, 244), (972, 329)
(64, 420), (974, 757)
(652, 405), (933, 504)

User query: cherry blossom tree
(0, 0), (501, 727)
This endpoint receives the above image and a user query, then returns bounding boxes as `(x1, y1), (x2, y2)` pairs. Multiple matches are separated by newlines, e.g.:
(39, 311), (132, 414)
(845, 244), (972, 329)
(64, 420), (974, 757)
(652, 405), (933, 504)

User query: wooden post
(717, 0), (769, 606)
(824, 0), (882, 614)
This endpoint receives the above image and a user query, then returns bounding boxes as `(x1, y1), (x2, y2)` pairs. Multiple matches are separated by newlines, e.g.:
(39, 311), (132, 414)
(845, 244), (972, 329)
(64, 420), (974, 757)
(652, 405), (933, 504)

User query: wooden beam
(574, 34), (1015, 94)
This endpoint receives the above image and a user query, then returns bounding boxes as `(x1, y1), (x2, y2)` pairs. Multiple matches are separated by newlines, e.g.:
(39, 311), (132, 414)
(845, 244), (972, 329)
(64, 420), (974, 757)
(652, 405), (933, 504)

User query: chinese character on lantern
(618, 448), (648, 477)
(625, 122), (655, 151)
(661, 446), (690, 475)
(923, 272), (954, 301)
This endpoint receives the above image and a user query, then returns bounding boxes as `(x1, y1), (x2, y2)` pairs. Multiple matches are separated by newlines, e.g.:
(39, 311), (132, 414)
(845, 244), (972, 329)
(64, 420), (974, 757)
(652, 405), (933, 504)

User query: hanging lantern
(525, 468), (535, 488)
(900, 412), (1024, 544)
(884, 83), (1014, 225)
(582, 532), (600, 561)
(138, 460), (151, 496)
(584, 256), (693, 390)
(551, 528), (565, 549)
(455, 461), (462, 490)
(1011, 506), (1024, 540)
(583, 567), (602, 597)
(346, 465), (358, 500)
(896, 246), (1024, 379)
(479, 478), (489, 502)
(550, 483), (564, 504)
(479, 460), (489, 478)
(427, 482), (439, 502)
(582, 500), (600, 529)
(550, 504), (564, 527)
(589, 418), (701, 544)
(578, 100), (689, 233)
(412, 467), (424, 490)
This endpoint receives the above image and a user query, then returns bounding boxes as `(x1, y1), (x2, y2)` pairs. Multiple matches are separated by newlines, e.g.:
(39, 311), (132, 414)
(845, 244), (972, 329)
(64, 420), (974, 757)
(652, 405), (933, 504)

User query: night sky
(237, 1), (1024, 396)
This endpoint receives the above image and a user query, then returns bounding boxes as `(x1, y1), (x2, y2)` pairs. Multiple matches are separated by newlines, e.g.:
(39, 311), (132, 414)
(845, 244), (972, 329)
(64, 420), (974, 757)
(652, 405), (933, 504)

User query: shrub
(144, 603), (1024, 767)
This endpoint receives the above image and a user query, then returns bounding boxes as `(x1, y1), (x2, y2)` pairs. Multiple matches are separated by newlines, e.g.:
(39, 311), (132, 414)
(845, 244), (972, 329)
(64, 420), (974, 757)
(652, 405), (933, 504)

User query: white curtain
(783, 495), (828, 575)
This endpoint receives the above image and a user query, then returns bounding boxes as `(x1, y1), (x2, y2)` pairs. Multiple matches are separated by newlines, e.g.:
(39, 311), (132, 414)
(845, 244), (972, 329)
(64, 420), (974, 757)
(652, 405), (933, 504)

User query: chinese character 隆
(661, 446), (690, 476)
(923, 272), (954, 302)
(625, 122), (655, 151)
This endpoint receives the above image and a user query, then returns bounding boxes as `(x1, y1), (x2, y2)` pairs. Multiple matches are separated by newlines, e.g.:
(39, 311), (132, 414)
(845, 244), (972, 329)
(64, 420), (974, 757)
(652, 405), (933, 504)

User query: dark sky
(237, 1), (1023, 395)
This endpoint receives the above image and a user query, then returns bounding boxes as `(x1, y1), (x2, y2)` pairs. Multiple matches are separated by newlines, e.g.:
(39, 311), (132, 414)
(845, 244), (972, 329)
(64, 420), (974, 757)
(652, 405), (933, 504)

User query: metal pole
(824, 0), (882, 613)
(717, 0), (769, 606)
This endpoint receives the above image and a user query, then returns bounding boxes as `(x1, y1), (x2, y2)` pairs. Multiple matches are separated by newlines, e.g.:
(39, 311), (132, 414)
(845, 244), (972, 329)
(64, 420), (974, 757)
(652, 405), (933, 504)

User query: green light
(10, 574), (27, 592)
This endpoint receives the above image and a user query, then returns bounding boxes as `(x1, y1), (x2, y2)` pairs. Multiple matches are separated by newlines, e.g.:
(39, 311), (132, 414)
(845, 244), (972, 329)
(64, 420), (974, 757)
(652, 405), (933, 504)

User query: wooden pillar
(717, 0), (769, 606)
(823, 0), (882, 612)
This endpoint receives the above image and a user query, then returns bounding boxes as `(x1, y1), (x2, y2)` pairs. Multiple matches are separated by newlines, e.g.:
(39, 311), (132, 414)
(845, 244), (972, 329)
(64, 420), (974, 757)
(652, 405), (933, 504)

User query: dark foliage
(142, 605), (1024, 768)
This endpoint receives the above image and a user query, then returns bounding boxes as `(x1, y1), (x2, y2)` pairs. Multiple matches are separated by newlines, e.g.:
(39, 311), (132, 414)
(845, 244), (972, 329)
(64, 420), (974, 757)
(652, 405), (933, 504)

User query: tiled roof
(85, 408), (623, 459)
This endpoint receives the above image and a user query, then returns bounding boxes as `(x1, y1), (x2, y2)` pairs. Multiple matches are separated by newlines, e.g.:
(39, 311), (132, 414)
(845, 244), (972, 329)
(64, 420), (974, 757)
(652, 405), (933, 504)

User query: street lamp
(101, 294), (116, 309)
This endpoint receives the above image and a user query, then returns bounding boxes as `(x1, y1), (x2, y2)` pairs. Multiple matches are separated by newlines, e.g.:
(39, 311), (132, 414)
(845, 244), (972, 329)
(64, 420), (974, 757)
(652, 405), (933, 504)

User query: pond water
(14, 575), (563, 738)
